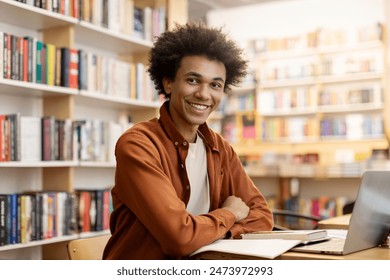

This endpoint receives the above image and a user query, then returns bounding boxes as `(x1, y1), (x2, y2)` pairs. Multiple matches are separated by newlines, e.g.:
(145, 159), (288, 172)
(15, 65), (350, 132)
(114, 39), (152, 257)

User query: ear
(162, 77), (172, 95)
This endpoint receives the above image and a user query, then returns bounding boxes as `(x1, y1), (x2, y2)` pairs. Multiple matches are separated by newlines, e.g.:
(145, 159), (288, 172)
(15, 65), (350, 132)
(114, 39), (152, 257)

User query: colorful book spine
(35, 40), (43, 83)
(0, 195), (7, 246)
(69, 48), (79, 89)
(46, 43), (56, 86)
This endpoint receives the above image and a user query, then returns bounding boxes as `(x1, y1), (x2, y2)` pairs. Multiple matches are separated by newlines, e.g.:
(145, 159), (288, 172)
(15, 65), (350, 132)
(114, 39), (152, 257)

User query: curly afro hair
(148, 22), (248, 98)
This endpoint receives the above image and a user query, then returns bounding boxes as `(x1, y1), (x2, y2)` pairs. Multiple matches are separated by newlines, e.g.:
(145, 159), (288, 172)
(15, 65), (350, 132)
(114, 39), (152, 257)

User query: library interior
(0, 0), (389, 260)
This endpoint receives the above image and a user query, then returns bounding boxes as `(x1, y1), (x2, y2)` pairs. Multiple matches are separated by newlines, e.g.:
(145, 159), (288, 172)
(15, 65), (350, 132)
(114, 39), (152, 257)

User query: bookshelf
(245, 24), (388, 165)
(0, 0), (187, 260)
(218, 85), (258, 144)
(212, 23), (389, 224)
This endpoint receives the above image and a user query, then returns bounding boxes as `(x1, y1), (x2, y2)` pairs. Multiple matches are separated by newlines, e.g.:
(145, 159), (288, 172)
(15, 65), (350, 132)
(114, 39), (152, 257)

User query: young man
(103, 23), (273, 260)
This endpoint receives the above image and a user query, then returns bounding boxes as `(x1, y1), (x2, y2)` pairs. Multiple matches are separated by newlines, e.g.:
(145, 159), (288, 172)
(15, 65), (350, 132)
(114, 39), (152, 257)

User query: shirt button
(183, 142), (187, 146)
(175, 142), (178, 146)
(186, 185), (190, 190)
(181, 164), (184, 168)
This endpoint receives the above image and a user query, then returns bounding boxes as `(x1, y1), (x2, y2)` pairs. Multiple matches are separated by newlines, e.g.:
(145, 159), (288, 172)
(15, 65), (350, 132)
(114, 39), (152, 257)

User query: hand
(222, 196), (249, 222)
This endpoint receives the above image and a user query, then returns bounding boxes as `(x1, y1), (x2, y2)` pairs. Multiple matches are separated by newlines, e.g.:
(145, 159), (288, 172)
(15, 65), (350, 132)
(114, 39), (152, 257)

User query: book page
(190, 239), (301, 259)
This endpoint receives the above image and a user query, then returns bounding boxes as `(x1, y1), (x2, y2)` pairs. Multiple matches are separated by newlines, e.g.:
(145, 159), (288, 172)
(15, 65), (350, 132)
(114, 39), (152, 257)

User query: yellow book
(46, 43), (56, 86)
(130, 62), (137, 100)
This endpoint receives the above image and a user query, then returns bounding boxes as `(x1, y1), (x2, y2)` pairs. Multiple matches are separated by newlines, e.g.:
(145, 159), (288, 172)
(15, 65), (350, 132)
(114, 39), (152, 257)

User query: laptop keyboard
(299, 238), (345, 252)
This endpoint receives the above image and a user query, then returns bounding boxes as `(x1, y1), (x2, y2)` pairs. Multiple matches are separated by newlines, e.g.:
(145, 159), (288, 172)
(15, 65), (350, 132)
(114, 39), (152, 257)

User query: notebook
(241, 229), (330, 244)
(291, 170), (390, 255)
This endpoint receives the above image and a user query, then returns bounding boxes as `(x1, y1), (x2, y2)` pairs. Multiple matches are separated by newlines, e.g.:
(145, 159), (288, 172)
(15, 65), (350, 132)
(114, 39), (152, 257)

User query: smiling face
(163, 55), (226, 142)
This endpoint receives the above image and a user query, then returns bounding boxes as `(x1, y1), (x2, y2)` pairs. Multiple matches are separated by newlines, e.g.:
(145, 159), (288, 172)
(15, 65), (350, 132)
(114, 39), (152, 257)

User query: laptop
(291, 170), (390, 255)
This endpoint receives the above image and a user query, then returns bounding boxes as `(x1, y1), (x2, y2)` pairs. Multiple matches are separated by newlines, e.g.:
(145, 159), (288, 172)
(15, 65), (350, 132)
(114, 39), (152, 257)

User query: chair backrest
(272, 209), (321, 230)
(67, 234), (111, 260)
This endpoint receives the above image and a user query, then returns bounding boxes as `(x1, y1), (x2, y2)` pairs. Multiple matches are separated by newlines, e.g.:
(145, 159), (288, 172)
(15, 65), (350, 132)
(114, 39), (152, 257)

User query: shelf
(78, 90), (161, 110)
(317, 72), (383, 84)
(320, 134), (385, 141)
(0, 161), (78, 168)
(232, 138), (388, 157)
(0, 1), (153, 54)
(229, 84), (256, 93)
(79, 161), (116, 168)
(0, 230), (110, 252)
(259, 77), (316, 88)
(317, 40), (383, 54)
(259, 72), (382, 89)
(260, 103), (384, 117)
(0, 161), (116, 168)
(0, 79), (162, 110)
(261, 108), (317, 117)
(246, 170), (362, 179)
(75, 21), (153, 53)
(245, 161), (390, 179)
(258, 40), (383, 60)
(0, 79), (78, 97)
(0, 0), (78, 30)
(258, 48), (317, 60)
(0, 234), (78, 252)
(79, 230), (110, 238)
(318, 103), (383, 113)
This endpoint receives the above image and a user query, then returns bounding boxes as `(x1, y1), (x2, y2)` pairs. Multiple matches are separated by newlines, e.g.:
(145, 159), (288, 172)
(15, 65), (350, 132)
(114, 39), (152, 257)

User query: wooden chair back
(67, 234), (110, 260)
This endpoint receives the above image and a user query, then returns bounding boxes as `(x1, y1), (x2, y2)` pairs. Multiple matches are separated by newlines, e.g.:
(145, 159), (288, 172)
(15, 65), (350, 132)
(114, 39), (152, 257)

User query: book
(60, 47), (70, 87)
(0, 195), (7, 246)
(35, 40), (43, 83)
(9, 193), (18, 244)
(69, 48), (79, 89)
(241, 230), (329, 244)
(190, 239), (301, 259)
(0, 32), (4, 80)
(20, 116), (41, 162)
(41, 116), (55, 161)
(46, 43), (56, 86)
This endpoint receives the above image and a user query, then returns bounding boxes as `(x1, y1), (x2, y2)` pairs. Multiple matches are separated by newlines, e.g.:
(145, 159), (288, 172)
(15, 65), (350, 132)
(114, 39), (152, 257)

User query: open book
(241, 230), (329, 244)
(190, 239), (301, 259)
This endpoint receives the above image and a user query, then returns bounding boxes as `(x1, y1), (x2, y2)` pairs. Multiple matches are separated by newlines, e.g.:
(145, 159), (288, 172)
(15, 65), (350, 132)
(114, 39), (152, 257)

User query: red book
(72, 0), (79, 18)
(41, 116), (55, 161)
(69, 48), (79, 89)
(0, 114), (5, 161)
(78, 191), (91, 232)
(23, 37), (28, 82)
(102, 190), (110, 230)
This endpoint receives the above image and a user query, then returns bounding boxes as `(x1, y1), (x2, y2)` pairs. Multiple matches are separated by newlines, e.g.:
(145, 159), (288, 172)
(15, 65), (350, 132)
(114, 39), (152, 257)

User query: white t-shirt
(185, 135), (210, 215)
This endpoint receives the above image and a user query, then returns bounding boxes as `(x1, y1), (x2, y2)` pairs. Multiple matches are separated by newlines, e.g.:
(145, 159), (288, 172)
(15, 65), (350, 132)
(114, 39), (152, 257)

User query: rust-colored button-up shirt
(103, 101), (273, 259)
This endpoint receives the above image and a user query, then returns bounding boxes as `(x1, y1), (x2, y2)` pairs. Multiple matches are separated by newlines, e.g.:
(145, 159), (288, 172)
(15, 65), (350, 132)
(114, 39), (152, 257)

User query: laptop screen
(343, 170), (390, 254)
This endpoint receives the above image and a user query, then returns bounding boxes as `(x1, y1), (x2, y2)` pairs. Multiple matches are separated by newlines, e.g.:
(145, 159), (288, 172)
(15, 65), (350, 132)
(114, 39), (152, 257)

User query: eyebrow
(185, 71), (225, 83)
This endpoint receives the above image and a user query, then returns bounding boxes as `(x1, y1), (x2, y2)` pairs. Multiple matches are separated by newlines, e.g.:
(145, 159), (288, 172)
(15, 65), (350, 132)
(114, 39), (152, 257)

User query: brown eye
(211, 82), (223, 89)
(187, 78), (198, 84)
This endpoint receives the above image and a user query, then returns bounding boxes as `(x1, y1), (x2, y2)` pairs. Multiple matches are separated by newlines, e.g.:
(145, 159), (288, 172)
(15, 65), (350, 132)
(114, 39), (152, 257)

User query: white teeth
(189, 103), (208, 110)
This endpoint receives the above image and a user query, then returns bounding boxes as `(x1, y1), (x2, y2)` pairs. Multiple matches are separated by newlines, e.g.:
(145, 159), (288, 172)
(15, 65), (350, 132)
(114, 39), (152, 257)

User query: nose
(195, 84), (211, 99)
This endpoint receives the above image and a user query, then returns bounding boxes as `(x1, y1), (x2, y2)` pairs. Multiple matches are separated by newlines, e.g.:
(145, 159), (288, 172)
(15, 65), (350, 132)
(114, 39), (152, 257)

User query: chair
(67, 234), (111, 260)
(272, 209), (321, 230)
(342, 201), (355, 215)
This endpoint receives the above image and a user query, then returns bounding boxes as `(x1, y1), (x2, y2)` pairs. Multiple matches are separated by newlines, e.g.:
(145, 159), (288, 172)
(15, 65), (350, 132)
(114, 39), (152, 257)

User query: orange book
(102, 190), (110, 230)
(79, 191), (91, 232)
(69, 48), (79, 89)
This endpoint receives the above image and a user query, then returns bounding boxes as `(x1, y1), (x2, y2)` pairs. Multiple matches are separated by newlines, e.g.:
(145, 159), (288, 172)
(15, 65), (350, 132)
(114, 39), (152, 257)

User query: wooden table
(317, 214), (351, 230)
(193, 246), (390, 260)
(193, 214), (390, 260)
